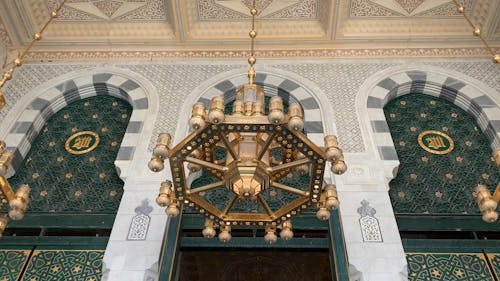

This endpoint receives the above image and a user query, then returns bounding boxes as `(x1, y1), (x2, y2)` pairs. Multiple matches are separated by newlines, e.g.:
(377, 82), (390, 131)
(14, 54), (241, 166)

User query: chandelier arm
(185, 157), (228, 172)
(268, 158), (311, 174)
(270, 181), (309, 197)
(257, 194), (274, 218)
(218, 133), (239, 160)
(256, 132), (277, 161)
(0, 176), (14, 201)
(188, 180), (225, 194)
(221, 195), (238, 218)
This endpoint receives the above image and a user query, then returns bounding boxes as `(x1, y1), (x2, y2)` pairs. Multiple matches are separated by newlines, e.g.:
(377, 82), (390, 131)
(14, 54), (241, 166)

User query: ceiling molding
(22, 46), (497, 62)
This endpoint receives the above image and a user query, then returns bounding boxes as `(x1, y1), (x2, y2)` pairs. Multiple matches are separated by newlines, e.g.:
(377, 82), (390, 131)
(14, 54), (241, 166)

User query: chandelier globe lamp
(148, 1), (347, 244)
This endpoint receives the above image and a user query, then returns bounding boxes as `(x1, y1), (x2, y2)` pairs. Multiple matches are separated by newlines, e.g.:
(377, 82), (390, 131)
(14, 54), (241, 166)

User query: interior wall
(0, 58), (498, 281)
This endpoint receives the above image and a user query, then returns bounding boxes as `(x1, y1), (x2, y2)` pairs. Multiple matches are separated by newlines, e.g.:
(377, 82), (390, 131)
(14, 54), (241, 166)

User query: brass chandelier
(148, 1), (347, 243)
(0, 141), (31, 236)
(475, 149), (500, 222)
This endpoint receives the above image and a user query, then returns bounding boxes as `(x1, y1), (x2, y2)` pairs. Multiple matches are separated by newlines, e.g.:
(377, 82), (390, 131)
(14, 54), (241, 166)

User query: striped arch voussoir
(366, 70), (500, 161)
(196, 74), (325, 146)
(5, 73), (149, 173)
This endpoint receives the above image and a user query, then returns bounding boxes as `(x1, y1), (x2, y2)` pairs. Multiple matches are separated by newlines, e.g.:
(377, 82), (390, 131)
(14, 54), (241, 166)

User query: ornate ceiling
(0, 0), (498, 61)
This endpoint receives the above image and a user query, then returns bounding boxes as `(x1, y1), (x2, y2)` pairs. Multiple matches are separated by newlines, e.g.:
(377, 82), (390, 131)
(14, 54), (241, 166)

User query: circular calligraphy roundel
(417, 130), (454, 155)
(65, 131), (100, 155)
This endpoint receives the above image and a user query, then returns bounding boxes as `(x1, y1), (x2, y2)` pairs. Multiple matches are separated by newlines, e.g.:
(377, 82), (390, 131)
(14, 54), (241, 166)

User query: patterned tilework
(0, 64), (96, 120)
(6, 96), (130, 214)
(3, 73), (148, 173)
(195, 75), (325, 147)
(120, 64), (237, 149)
(406, 253), (494, 281)
(365, 70), (500, 161)
(487, 254), (500, 279)
(427, 61), (500, 94)
(47, 0), (167, 21)
(0, 250), (30, 281)
(23, 250), (104, 281)
(386, 94), (499, 214)
(273, 62), (399, 152)
(350, 0), (475, 17)
(271, 61), (500, 153)
(357, 200), (382, 242)
(3, 61), (498, 157)
(127, 199), (153, 241)
(197, 0), (319, 20)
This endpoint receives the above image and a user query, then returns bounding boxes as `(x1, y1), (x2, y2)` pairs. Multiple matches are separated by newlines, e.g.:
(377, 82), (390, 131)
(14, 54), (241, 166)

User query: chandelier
(148, 1), (347, 243)
(0, 140), (31, 235)
(475, 149), (500, 222)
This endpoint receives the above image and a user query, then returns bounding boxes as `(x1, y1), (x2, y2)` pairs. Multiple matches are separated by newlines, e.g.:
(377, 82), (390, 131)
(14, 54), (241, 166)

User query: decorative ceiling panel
(338, 0), (494, 40)
(47, 0), (167, 22)
(0, 0), (497, 59)
(349, 0), (476, 17)
(0, 19), (12, 46)
(197, 0), (319, 20)
(183, 0), (326, 40)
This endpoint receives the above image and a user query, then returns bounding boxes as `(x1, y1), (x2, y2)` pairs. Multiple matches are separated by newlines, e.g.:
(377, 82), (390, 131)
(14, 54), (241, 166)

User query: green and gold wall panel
(487, 253), (500, 279)
(384, 94), (499, 215)
(5, 96), (132, 215)
(0, 249), (104, 281)
(22, 250), (103, 281)
(0, 250), (30, 281)
(407, 253), (495, 281)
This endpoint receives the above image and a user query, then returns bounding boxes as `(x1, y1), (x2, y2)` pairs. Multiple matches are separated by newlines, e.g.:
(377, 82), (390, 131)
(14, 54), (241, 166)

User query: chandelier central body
(164, 84), (328, 227)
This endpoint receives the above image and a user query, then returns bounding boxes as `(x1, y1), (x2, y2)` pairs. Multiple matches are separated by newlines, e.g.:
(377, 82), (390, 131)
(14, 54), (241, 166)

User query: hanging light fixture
(148, 0), (347, 243)
(0, 140), (31, 236)
(475, 149), (500, 222)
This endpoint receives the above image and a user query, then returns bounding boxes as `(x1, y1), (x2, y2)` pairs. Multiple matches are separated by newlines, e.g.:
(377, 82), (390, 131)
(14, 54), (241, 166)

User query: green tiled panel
(384, 94), (499, 215)
(22, 250), (104, 281)
(5, 96), (132, 215)
(406, 253), (494, 281)
(487, 254), (500, 279)
(0, 250), (30, 281)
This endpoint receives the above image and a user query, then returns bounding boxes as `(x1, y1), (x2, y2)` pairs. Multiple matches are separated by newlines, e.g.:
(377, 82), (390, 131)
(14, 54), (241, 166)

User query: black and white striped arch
(5, 73), (149, 172)
(366, 70), (500, 161)
(195, 73), (326, 147)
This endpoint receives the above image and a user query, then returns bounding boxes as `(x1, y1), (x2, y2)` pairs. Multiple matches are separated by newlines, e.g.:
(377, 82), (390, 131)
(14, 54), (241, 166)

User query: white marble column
(102, 154), (170, 281)
(335, 154), (407, 281)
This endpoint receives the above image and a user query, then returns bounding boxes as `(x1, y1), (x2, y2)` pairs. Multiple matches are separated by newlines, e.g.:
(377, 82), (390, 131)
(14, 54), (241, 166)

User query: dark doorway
(179, 249), (333, 281)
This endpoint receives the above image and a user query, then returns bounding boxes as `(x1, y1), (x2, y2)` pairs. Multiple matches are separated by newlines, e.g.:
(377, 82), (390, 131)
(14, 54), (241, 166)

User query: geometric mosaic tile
(6, 96), (131, 215)
(0, 250), (30, 281)
(22, 250), (104, 281)
(386, 94), (499, 215)
(487, 253), (500, 280)
(406, 253), (494, 281)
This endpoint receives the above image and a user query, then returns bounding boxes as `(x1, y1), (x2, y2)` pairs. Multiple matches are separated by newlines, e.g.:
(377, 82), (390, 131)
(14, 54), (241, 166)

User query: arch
(173, 66), (336, 148)
(0, 66), (159, 180)
(356, 64), (500, 178)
